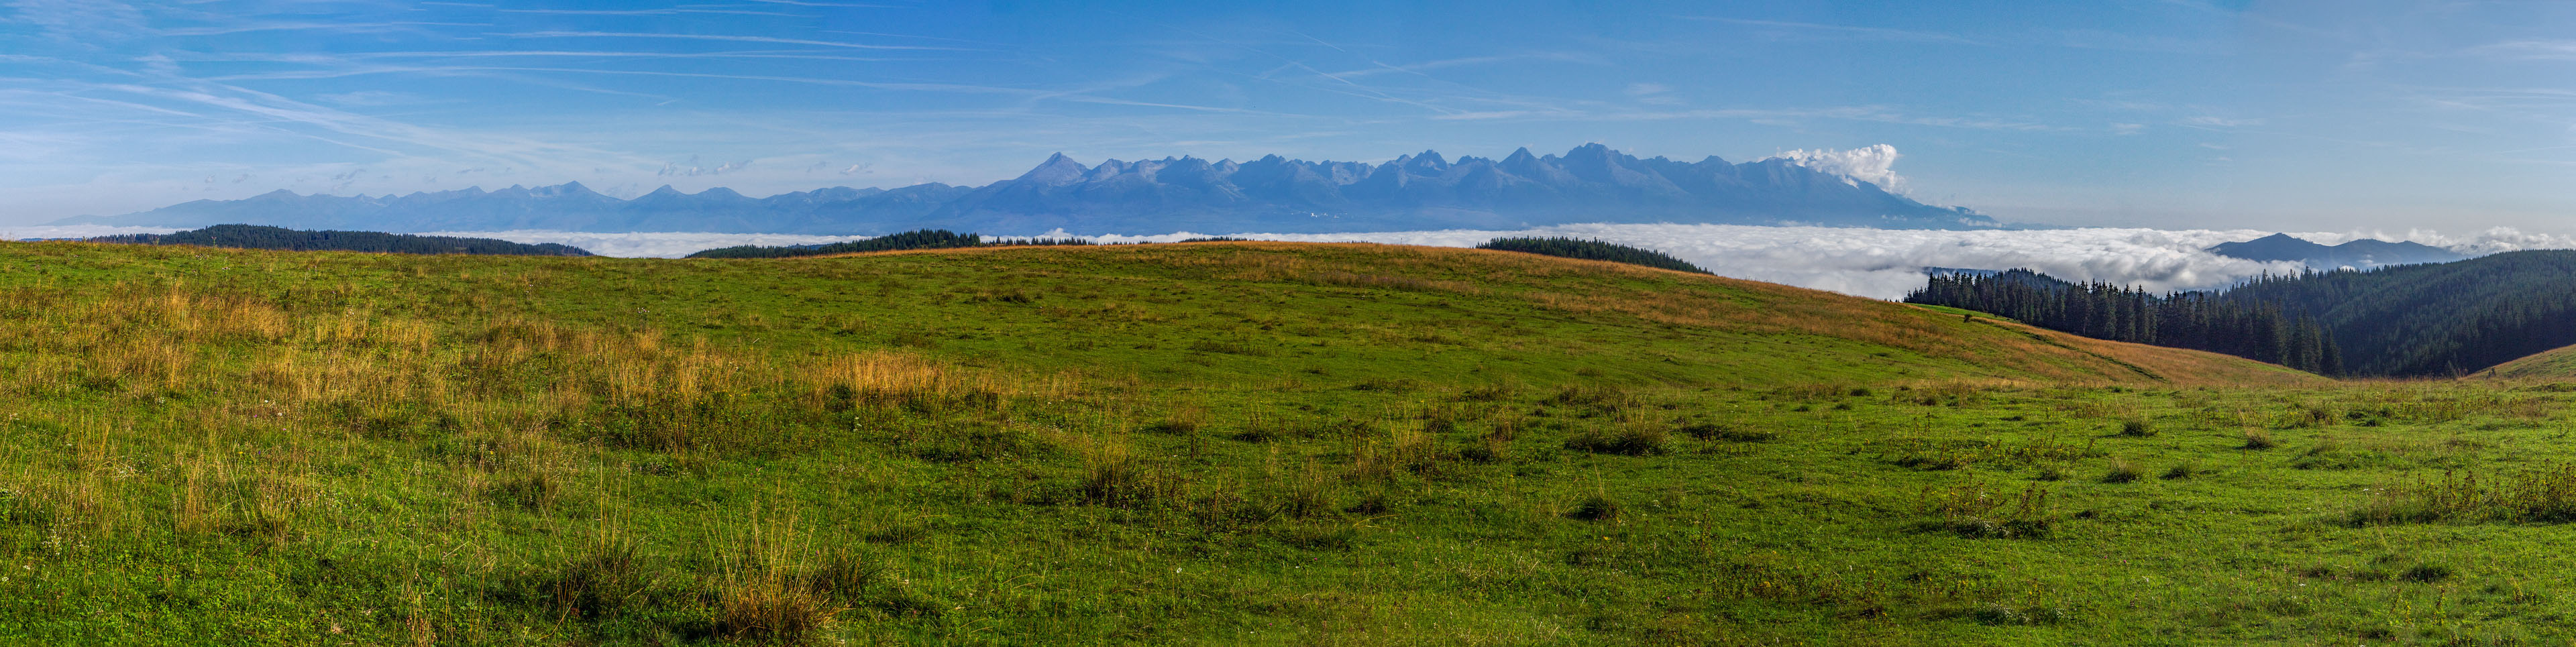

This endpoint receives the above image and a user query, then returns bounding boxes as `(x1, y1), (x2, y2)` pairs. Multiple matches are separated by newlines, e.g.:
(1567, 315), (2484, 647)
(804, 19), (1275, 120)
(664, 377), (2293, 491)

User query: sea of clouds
(1091, 224), (2576, 300)
(13, 223), (2572, 300)
(413, 230), (878, 258)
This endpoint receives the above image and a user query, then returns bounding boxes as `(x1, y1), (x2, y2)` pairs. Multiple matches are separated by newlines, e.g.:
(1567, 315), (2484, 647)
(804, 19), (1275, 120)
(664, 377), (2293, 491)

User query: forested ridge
(1910, 250), (2576, 377)
(2220, 251), (2576, 376)
(86, 224), (590, 256)
(1907, 270), (2341, 375)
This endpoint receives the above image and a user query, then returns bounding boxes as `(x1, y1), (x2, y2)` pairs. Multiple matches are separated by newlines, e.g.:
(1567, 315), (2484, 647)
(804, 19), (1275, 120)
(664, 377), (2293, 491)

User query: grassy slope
(15, 241), (2571, 646)
(798, 243), (2318, 389)
(2473, 343), (2576, 381)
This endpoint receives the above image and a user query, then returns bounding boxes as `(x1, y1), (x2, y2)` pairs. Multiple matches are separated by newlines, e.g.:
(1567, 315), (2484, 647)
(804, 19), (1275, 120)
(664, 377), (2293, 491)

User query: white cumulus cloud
(1766, 144), (1906, 192)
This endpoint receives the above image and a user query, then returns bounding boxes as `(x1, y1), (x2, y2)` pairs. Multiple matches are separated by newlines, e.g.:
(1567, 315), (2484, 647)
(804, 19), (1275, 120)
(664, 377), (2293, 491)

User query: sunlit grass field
(0, 240), (2563, 645)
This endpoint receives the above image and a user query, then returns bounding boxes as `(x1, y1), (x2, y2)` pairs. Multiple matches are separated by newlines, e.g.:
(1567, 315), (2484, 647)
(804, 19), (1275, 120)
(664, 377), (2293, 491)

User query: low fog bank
(414, 231), (877, 258)
(15, 223), (2573, 301)
(0, 225), (182, 241)
(1092, 224), (2576, 300)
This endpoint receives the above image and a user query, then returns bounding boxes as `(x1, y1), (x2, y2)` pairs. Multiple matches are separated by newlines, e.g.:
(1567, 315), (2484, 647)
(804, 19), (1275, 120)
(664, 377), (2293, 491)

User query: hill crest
(782, 241), (2320, 388)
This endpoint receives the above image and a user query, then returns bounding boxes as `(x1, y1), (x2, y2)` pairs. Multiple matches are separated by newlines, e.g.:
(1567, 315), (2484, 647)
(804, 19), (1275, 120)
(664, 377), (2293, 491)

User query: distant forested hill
(86, 224), (590, 256)
(2208, 233), (2467, 269)
(684, 229), (1097, 259)
(1909, 250), (2576, 377)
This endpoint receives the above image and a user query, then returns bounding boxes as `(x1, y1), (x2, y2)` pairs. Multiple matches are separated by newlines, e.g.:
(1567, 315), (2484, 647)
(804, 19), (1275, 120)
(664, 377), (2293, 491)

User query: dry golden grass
(714, 512), (838, 644)
(0, 276), (1064, 556)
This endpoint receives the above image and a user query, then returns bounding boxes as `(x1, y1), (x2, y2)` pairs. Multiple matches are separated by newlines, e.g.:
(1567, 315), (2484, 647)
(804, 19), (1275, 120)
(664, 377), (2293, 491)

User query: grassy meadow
(0, 240), (2569, 645)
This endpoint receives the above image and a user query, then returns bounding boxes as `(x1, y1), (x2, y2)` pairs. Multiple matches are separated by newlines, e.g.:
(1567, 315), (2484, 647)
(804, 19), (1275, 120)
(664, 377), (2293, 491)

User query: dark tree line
(1906, 270), (2342, 375)
(1475, 237), (1709, 274)
(684, 229), (1115, 259)
(87, 224), (591, 256)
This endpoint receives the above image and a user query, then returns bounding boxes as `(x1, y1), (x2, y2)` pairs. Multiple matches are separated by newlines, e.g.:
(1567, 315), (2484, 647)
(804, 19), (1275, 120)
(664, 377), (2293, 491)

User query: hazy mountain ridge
(60, 145), (1993, 235)
(2210, 233), (2468, 269)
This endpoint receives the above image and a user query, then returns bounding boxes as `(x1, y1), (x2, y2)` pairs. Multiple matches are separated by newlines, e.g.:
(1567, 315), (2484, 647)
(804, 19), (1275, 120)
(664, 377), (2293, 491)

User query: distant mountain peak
(1018, 152), (1089, 185)
(539, 181), (601, 196)
(62, 144), (1996, 234)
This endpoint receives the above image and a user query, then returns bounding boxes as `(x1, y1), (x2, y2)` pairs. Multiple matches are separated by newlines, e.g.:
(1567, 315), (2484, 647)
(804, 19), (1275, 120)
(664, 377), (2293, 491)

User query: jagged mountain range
(59, 144), (1995, 235)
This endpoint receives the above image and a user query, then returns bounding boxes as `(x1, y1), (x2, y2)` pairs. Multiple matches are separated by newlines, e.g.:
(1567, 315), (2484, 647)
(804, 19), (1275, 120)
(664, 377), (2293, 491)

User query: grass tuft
(1564, 424), (1668, 456)
(2102, 459), (2143, 483)
(1567, 494), (1622, 522)
(2241, 428), (2277, 450)
(2162, 461), (2200, 480)
(2116, 417), (2155, 437)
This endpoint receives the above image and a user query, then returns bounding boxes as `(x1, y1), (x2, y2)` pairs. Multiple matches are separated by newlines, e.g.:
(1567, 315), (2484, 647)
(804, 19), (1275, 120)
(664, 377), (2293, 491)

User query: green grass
(3, 240), (2563, 645)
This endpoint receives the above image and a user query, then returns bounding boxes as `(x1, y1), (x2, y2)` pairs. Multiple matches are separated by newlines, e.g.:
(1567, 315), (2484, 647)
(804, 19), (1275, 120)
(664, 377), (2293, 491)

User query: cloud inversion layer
(19, 223), (2569, 301)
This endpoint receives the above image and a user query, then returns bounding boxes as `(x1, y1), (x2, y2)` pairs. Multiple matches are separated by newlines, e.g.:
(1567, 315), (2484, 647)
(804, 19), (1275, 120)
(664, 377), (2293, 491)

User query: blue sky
(4, 0), (2576, 232)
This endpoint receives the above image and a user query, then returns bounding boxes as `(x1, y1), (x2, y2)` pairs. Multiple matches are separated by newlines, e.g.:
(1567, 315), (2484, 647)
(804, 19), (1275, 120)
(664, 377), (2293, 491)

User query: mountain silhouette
(60, 144), (1994, 234)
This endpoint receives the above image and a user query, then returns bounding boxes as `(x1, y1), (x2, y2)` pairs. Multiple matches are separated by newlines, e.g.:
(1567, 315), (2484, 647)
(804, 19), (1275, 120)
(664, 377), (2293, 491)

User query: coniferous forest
(1907, 270), (2343, 375)
(1474, 237), (1711, 274)
(2218, 250), (2576, 376)
(1909, 251), (2576, 377)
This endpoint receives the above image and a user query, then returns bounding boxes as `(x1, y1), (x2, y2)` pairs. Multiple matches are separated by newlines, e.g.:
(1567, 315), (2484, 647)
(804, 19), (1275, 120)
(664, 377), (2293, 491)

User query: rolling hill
(788, 241), (2320, 388)
(2471, 342), (2576, 380)
(40, 239), (2563, 646)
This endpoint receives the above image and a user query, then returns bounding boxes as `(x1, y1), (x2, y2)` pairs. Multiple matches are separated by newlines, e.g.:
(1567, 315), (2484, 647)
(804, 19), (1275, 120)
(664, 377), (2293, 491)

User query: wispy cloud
(1681, 16), (1985, 46)
(1625, 82), (1681, 105)
(201, 64), (1048, 97)
(313, 90), (421, 107)
(2468, 40), (2576, 60)
(735, 0), (906, 7)
(157, 21), (488, 37)
(2183, 115), (2263, 127)
(495, 30), (970, 51)
(498, 8), (806, 17)
(1433, 105), (2066, 131)
(7, 0), (148, 43)
(1322, 53), (1600, 78)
